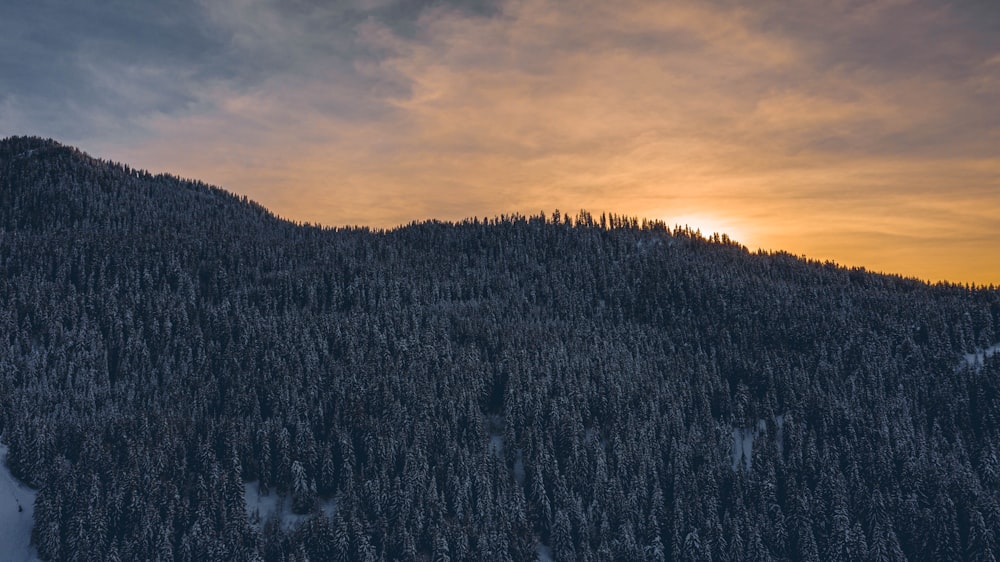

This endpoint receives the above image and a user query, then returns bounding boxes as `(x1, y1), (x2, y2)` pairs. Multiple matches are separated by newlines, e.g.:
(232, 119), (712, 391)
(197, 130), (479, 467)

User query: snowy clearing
(485, 414), (505, 459)
(489, 434), (504, 457)
(0, 443), (39, 562)
(513, 449), (526, 487)
(962, 343), (1000, 371)
(535, 540), (553, 562)
(731, 417), (784, 471)
(243, 481), (336, 532)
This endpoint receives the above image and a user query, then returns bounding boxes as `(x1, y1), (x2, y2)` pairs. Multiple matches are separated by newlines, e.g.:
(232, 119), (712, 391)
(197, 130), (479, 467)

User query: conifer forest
(1, 137), (999, 561)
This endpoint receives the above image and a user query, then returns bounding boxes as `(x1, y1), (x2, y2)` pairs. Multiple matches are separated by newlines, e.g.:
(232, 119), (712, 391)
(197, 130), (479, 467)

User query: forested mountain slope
(1, 136), (999, 561)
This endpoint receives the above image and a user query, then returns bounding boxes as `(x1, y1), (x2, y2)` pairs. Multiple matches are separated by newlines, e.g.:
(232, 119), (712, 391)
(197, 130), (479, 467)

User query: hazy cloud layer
(2, 0), (998, 283)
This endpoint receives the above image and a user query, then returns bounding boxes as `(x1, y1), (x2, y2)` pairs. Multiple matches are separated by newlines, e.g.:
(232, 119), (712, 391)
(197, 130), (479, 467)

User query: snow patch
(731, 428), (755, 471)
(243, 481), (336, 532)
(535, 540), (554, 562)
(486, 414), (506, 458)
(513, 449), (526, 487)
(0, 443), (40, 562)
(489, 435), (504, 457)
(962, 343), (1000, 371)
(730, 417), (783, 471)
(485, 414), (505, 457)
(321, 499), (337, 519)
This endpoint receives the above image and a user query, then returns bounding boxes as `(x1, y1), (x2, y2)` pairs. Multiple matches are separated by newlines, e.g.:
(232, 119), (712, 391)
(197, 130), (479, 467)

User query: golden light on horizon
(663, 213), (753, 247)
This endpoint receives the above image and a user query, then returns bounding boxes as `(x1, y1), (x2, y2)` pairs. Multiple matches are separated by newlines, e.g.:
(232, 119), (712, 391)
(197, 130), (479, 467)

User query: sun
(665, 213), (749, 245)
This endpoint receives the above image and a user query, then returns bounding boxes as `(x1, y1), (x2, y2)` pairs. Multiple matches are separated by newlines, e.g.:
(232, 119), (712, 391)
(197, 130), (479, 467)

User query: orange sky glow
(4, 0), (999, 285)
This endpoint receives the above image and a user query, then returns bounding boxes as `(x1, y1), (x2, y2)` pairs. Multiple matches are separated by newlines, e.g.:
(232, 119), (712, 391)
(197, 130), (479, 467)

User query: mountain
(1, 136), (999, 561)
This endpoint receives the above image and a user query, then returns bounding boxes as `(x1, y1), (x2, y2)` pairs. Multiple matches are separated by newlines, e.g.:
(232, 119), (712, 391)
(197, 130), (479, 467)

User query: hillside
(1, 136), (999, 561)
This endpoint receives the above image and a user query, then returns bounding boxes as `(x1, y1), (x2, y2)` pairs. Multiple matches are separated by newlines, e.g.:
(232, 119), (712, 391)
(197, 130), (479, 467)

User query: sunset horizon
(3, 0), (998, 285)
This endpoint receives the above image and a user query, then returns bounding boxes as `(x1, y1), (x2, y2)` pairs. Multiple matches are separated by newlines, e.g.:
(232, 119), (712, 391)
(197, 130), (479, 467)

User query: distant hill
(1, 136), (998, 561)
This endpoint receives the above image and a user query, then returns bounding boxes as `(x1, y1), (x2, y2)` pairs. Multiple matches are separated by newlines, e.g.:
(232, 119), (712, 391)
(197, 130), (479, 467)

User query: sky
(2, 0), (999, 285)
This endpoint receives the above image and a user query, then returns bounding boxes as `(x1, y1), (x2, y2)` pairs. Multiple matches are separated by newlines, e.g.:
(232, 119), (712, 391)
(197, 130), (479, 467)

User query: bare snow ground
(0, 444), (39, 562)
(243, 481), (336, 531)
(535, 540), (553, 562)
(963, 343), (1000, 370)
(489, 435), (504, 457)
(731, 417), (784, 471)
